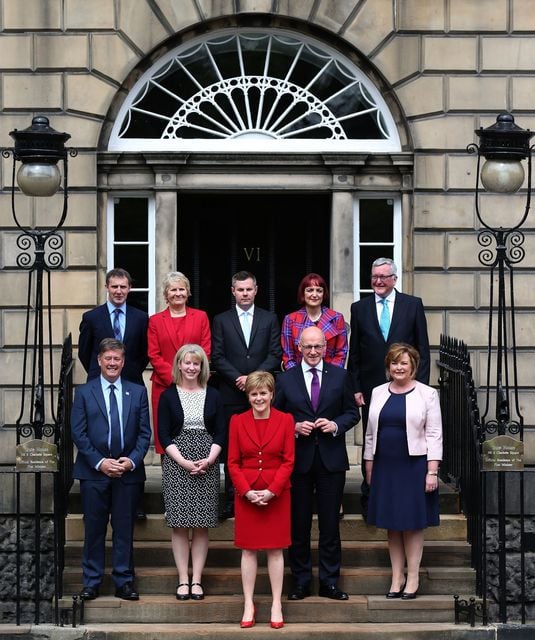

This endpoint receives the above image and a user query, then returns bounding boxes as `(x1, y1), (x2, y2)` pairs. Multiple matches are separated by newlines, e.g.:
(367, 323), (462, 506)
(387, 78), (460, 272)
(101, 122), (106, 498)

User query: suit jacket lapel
(243, 409), (261, 448)
(91, 380), (108, 420)
(162, 309), (181, 352)
(367, 294), (385, 341)
(260, 408), (280, 449)
(230, 309), (248, 347)
(100, 304), (114, 334)
(294, 367), (313, 412)
(390, 290), (405, 335)
(122, 382), (132, 432)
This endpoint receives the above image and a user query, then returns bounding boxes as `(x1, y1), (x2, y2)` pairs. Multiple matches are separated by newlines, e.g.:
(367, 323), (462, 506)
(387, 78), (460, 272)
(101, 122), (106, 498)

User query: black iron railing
(438, 335), (531, 625)
(53, 335), (75, 608)
(10, 334), (74, 625)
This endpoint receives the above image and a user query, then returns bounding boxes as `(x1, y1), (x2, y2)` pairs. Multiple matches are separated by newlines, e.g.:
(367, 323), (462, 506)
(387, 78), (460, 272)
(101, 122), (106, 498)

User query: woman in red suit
(228, 371), (295, 629)
(148, 271), (211, 454)
(281, 272), (348, 370)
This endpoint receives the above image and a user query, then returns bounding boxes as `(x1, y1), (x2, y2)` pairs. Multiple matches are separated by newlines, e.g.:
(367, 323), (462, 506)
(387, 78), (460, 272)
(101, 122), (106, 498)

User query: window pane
(359, 245), (394, 291)
(114, 245), (149, 288)
(360, 199), (393, 242)
(114, 198), (148, 241)
(126, 290), (149, 313)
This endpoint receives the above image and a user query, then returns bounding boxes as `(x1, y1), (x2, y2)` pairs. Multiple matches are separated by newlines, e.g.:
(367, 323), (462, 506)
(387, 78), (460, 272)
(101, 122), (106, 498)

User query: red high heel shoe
(270, 620), (284, 629)
(240, 605), (256, 628)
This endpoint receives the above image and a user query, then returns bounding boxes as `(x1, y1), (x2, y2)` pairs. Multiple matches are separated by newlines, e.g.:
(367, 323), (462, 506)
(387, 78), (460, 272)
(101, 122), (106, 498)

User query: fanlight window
(109, 29), (400, 152)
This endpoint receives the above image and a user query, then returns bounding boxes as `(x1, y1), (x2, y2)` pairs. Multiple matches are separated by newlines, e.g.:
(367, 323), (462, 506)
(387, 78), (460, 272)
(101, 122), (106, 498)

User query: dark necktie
(109, 384), (122, 458)
(113, 308), (122, 341)
(310, 367), (320, 412)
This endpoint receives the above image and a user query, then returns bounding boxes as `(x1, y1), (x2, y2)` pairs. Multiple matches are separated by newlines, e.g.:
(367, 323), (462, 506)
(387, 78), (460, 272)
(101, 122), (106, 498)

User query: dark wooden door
(177, 193), (331, 323)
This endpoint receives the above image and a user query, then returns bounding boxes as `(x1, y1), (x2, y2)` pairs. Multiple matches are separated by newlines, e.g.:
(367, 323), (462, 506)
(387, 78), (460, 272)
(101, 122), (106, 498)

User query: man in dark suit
(71, 338), (151, 602)
(78, 268), (149, 386)
(211, 270), (282, 518)
(348, 257), (430, 517)
(274, 326), (359, 601)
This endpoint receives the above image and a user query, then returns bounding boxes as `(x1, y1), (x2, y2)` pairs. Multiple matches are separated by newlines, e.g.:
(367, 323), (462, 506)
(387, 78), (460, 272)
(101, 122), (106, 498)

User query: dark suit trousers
(80, 477), (142, 588)
(290, 448), (345, 586)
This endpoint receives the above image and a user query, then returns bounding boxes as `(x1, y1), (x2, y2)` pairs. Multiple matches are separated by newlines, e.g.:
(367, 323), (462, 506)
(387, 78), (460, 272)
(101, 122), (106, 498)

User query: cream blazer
(363, 381), (443, 461)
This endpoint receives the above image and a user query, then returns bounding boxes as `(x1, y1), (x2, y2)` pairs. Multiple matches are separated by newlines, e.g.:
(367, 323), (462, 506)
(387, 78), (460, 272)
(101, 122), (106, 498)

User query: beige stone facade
(0, 0), (534, 462)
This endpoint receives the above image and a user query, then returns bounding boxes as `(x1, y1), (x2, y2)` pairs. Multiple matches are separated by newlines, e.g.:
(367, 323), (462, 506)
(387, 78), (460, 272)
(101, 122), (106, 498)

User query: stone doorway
(177, 193), (331, 323)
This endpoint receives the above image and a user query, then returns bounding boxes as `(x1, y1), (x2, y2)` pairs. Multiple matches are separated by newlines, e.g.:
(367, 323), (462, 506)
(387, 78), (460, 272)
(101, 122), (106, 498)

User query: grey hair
(371, 258), (397, 275)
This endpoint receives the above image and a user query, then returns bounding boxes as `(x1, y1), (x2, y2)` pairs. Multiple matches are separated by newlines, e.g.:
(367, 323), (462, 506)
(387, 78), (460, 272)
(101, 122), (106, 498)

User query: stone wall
(1, 0), (534, 462)
(0, 516), (55, 624)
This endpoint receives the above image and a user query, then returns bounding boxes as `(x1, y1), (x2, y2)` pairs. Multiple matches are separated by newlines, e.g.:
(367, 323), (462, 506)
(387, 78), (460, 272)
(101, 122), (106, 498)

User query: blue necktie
(109, 384), (122, 458)
(113, 308), (122, 341)
(379, 298), (390, 340)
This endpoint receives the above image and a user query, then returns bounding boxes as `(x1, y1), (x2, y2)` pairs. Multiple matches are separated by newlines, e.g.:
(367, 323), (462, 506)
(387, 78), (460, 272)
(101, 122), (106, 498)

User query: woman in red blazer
(228, 371), (295, 629)
(148, 271), (211, 454)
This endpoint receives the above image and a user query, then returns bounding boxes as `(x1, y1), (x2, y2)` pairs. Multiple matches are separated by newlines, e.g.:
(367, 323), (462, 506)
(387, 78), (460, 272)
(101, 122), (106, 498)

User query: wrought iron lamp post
(467, 112), (534, 623)
(3, 116), (76, 624)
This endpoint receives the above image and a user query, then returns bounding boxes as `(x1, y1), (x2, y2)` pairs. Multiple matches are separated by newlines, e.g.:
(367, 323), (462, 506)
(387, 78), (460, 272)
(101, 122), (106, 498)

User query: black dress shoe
(287, 584), (311, 600)
(135, 509), (147, 521)
(318, 584), (349, 600)
(115, 582), (140, 600)
(79, 586), (99, 601)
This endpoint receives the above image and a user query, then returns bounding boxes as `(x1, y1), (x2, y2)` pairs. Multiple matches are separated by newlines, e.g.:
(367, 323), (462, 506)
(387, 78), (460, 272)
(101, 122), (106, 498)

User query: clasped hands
(245, 489), (274, 506)
(100, 457), (133, 478)
(295, 418), (336, 436)
(181, 457), (212, 475)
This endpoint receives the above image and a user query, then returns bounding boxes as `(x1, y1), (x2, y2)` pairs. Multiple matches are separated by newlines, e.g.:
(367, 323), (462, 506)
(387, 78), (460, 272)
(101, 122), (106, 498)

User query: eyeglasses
(371, 274), (396, 282)
(300, 344), (325, 351)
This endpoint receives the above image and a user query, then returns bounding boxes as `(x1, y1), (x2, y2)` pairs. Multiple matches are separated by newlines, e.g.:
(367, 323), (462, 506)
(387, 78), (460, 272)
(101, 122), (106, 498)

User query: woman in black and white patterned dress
(158, 344), (226, 601)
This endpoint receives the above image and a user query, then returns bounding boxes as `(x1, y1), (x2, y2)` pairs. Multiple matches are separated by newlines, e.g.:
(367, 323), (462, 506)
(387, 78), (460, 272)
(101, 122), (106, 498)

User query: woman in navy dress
(364, 343), (442, 600)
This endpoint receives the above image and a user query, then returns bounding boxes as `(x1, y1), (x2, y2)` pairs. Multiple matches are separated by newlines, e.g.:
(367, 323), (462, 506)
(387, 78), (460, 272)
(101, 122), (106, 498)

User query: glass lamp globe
(480, 159), (525, 194)
(16, 162), (61, 197)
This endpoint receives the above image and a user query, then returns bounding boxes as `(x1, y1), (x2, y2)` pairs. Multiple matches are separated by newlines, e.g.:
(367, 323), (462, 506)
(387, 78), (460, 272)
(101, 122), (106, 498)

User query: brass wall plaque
(16, 439), (58, 472)
(482, 435), (524, 471)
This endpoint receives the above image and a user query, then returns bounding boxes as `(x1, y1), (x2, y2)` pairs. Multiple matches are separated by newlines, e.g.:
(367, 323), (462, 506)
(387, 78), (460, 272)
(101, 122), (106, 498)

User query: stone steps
(60, 593), (461, 624)
(64, 539), (472, 568)
(60, 468), (479, 635)
(63, 564), (474, 596)
(64, 513), (467, 542)
(10, 622), (495, 639)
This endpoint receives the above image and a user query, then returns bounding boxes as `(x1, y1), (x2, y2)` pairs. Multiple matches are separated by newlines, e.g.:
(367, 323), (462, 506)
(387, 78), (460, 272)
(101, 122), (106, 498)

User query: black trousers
(289, 448), (346, 587)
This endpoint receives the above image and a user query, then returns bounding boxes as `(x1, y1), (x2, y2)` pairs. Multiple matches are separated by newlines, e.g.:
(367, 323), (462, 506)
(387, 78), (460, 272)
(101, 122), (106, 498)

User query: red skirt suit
(228, 407), (295, 550)
(147, 306), (211, 453)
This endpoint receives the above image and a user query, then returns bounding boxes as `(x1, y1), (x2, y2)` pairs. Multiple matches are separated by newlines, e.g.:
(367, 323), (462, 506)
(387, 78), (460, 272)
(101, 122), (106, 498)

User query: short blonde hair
(245, 371), (275, 395)
(172, 344), (209, 387)
(162, 271), (191, 297)
(385, 343), (420, 380)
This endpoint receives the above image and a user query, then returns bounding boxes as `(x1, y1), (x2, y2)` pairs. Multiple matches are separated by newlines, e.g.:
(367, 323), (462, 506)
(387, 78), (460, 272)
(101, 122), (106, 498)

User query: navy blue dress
(367, 389), (439, 531)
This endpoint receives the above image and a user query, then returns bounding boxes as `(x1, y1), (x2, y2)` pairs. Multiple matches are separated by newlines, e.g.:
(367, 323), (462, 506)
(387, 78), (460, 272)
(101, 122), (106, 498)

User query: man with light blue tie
(348, 257), (430, 519)
(78, 268), (149, 386)
(71, 338), (151, 602)
(211, 271), (282, 518)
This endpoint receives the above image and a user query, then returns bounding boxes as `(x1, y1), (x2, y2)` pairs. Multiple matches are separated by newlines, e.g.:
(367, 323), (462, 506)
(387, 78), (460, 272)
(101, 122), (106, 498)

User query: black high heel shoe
(386, 581), (406, 599)
(401, 589), (418, 600)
